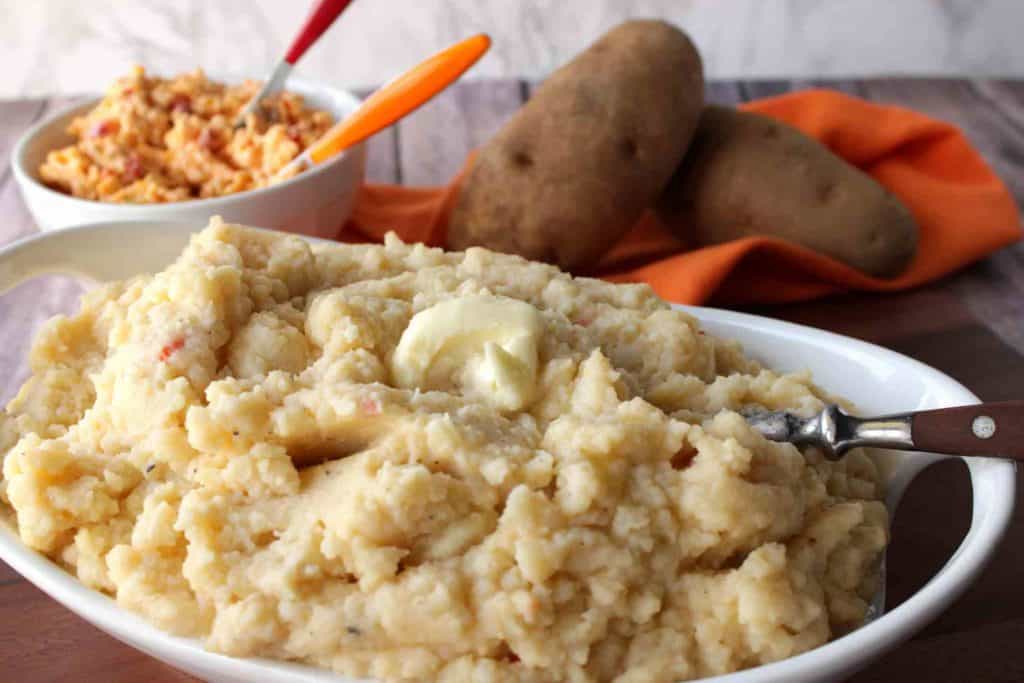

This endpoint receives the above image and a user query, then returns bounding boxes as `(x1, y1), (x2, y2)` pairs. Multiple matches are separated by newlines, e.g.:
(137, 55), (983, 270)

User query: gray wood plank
(741, 79), (871, 101)
(36, 95), (89, 120)
(0, 98), (49, 246)
(363, 126), (400, 184)
(947, 80), (1024, 354)
(0, 99), (45, 185)
(947, 242), (1024, 355)
(704, 81), (743, 107)
(0, 96), (93, 405)
(0, 96), (88, 246)
(798, 78), (867, 97)
(975, 80), (1024, 133)
(0, 169), (40, 245)
(738, 79), (792, 101)
(527, 79), (749, 109)
(527, 78), (748, 108)
(395, 78), (523, 186)
(851, 619), (1024, 683)
(525, 78), (866, 109)
(0, 275), (86, 407)
(738, 78), (867, 99)
(352, 87), (399, 184)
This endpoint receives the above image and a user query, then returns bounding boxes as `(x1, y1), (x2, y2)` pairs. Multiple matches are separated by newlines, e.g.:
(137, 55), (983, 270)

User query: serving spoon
(746, 401), (1024, 461)
(745, 399), (1021, 623)
(271, 33), (491, 181)
(235, 0), (356, 127)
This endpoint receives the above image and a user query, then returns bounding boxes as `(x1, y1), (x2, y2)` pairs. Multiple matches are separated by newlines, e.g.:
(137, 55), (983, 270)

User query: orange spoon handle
(307, 33), (491, 164)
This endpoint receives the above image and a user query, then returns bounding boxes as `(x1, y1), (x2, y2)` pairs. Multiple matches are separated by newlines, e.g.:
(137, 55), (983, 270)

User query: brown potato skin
(448, 20), (704, 271)
(656, 106), (918, 278)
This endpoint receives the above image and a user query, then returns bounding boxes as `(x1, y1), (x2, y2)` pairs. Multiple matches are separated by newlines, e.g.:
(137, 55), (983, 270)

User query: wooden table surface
(1, 78), (1023, 682)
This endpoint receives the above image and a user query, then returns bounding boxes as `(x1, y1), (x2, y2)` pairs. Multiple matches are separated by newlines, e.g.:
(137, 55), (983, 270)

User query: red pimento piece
(158, 337), (185, 362)
(88, 119), (116, 138)
(121, 87), (135, 96)
(198, 128), (223, 152)
(573, 308), (596, 327)
(123, 154), (144, 181)
(286, 125), (302, 143)
(169, 93), (192, 113)
(359, 397), (382, 416)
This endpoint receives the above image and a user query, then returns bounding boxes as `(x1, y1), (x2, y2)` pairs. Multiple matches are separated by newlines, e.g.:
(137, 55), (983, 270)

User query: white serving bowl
(11, 78), (366, 238)
(0, 220), (1015, 683)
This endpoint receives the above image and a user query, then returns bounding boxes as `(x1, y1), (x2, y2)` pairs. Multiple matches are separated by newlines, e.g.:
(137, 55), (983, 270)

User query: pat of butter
(390, 294), (543, 411)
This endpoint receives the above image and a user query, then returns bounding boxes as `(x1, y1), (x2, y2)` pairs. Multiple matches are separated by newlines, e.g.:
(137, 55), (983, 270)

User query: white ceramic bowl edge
(0, 220), (1014, 683)
(11, 76), (367, 238)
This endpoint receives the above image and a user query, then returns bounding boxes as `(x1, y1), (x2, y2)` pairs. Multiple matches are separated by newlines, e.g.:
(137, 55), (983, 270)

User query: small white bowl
(0, 220), (1015, 683)
(11, 78), (366, 238)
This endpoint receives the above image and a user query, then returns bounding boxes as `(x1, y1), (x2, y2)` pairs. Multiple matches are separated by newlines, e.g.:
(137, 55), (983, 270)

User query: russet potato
(448, 20), (705, 271)
(656, 106), (918, 277)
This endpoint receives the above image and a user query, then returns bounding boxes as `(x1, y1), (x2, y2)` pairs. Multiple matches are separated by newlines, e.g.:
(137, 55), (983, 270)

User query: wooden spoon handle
(912, 401), (1024, 461)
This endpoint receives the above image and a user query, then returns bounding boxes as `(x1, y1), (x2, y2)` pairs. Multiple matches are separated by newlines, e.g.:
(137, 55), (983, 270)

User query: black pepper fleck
(346, 626), (361, 635)
(145, 464), (155, 474)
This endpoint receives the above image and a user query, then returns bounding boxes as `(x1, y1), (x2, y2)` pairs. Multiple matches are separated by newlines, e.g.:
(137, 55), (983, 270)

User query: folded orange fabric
(341, 89), (1021, 306)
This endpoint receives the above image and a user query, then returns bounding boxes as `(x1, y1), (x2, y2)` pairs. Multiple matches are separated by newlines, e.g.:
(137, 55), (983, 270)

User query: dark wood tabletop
(1, 78), (1023, 682)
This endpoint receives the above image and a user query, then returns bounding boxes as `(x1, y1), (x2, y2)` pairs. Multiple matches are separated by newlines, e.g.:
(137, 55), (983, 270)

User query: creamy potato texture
(0, 220), (888, 682)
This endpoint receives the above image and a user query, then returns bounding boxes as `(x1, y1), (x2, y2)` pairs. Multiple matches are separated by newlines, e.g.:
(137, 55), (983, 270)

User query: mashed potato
(0, 219), (887, 682)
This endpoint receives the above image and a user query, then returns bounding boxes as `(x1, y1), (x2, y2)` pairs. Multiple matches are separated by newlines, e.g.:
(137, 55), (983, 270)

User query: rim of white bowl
(10, 76), (364, 213)
(676, 306), (1017, 681)
(0, 220), (1015, 682)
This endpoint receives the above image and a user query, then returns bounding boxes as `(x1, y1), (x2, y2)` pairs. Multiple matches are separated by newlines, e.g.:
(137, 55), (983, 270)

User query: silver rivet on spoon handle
(972, 415), (997, 439)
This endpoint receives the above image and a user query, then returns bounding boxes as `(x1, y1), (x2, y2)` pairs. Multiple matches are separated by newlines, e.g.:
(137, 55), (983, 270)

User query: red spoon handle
(912, 401), (1024, 461)
(284, 0), (355, 64)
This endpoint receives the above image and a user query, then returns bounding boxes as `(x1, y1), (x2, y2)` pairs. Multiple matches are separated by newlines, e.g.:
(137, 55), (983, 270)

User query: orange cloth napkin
(341, 89), (1021, 306)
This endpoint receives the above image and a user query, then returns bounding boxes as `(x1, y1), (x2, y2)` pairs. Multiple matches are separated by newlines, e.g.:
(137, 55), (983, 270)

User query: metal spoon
(235, 0), (356, 127)
(745, 401), (1024, 461)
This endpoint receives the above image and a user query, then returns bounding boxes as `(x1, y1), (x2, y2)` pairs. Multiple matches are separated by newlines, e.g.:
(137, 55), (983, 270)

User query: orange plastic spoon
(275, 33), (491, 181)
